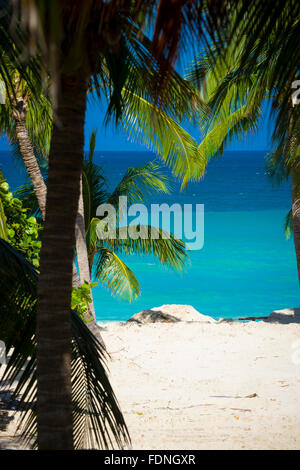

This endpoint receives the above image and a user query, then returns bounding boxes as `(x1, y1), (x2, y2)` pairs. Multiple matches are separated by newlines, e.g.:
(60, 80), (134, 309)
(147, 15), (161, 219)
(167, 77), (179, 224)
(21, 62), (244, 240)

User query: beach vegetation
(0, 237), (130, 449)
(187, 12), (300, 284)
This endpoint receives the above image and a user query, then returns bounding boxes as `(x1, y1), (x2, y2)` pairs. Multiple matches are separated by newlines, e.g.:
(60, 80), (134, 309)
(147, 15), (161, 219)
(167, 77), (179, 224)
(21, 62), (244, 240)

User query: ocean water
(1, 150), (299, 320)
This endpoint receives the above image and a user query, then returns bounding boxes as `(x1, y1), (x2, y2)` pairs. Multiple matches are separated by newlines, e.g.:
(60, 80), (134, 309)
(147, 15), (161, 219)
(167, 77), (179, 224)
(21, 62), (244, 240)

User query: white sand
(101, 320), (300, 450)
(1, 315), (300, 450)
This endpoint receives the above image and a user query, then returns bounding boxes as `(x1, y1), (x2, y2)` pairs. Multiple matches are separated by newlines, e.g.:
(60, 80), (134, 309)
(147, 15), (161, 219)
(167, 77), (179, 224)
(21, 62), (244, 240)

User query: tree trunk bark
(13, 111), (47, 217)
(288, 111), (300, 287)
(292, 170), (300, 285)
(75, 176), (104, 343)
(36, 73), (88, 450)
(13, 99), (101, 336)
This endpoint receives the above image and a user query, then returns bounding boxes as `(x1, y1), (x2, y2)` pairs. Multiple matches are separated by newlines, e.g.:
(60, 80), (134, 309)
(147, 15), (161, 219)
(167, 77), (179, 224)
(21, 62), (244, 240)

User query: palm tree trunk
(36, 73), (88, 450)
(12, 99), (85, 291)
(292, 170), (300, 285)
(75, 177), (104, 343)
(13, 108), (47, 216)
(288, 111), (300, 286)
(75, 177), (90, 284)
(13, 99), (98, 320)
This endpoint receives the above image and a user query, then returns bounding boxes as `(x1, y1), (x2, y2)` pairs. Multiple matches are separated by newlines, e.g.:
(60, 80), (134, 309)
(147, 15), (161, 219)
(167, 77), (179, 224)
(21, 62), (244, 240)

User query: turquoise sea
(1, 150), (299, 321)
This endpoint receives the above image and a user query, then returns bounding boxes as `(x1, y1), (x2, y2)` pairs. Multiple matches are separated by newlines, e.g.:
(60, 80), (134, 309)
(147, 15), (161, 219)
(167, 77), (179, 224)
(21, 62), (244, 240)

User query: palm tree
(0, 58), (51, 217)
(0, 240), (130, 450)
(267, 116), (300, 283)
(79, 132), (188, 297)
(17, 130), (188, 304)
(0, 58), (98, 327)
(186, 20), (300, 284)
(9, 80), (49, 217)
(0, 177), (129, 448)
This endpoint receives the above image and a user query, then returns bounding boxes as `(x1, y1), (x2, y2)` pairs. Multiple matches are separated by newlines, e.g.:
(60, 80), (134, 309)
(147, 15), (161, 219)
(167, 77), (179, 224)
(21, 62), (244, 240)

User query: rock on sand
(266, 308), (300, 324)
(127, 304), (216, 324)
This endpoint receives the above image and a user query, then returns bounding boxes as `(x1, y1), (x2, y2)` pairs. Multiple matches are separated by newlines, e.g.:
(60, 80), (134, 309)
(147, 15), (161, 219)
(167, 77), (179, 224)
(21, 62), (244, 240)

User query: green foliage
(187, 37), (299, 239)
(15, 152), (188, 303)
(121, 89), (204, 189)
(186, 44), (264, 168)
(94, 247), (141, 301)
(84, 131), (188, 301)
(0, 51), (52, 159)
(71, 281), (98, 321)
(0, 176), (41, 266)
(0, 238), (130, 449)
(107, 160), (171, 211)
(0, 175), (97, 319)
(284, 209), (293, 240)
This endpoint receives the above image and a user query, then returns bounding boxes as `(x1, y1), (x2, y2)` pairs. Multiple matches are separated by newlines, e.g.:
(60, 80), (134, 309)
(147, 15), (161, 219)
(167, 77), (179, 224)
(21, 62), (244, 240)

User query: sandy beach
(1, 307), (300, 450)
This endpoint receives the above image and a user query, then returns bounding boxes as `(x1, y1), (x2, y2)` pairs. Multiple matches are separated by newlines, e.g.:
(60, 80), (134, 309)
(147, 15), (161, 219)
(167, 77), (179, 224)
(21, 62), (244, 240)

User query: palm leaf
(94, 247), (140, 301)
(91, 225), (187, 301)
(82, 158), (108, 233)
(88, 129), (97, 163)
(284, 209), (293, 240)
(198, 103), (262, 164)
(14, 180), (43, 219)
(102, 225), (188, 271)
(107, 160), (171, 211)
(0, 198), (8, 241)
(120, 89), (205, 188)
(0, 239), (130, 449)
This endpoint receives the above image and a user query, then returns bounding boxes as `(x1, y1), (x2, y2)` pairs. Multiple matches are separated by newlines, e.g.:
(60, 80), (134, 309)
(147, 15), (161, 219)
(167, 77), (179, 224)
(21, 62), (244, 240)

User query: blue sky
(0, 99), (273, 153)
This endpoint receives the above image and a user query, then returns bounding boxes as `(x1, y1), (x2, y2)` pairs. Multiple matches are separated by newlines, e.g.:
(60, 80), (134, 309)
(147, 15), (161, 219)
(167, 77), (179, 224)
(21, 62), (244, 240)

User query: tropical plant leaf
(0, 239), (130, 449)
(102, 225), (188, 271)
(121, 89), (205, 188)
(94, 247), (140, 301)
(82, 158), (107, 234)
(0, 198), (8, 241)
(284, 209), (293, 240)
(14, 180), (42, 219)
(197, 103), (262, 164)
(107, 160), (171, 212)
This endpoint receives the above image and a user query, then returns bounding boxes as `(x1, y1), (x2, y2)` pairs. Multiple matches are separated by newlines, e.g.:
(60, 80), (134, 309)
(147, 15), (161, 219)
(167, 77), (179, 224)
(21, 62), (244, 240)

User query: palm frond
(14, 180), (43, 219)
(107, 160), (171, 211)
(121, 90), (204, 188)
(265, 147), (290, 186)
(0, 198), (8, 241)
(94, 247), (140, 301)
(198, 103), (262, 164)
(226, 0), (300, 111)
(0, 239), (130, 449)
(71, 312), (129, 450)
(0, 9), (43, 105)
(25, 92), (52, 159)
(102, 225), (188, 272)
(88, 129), (97, 163)
(284, 209), (293, 240)
(0, 50), (51, 161)
(185, 43), (265, 167)
(92, 18), (203, 125)
(82, 159), (108, 233)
